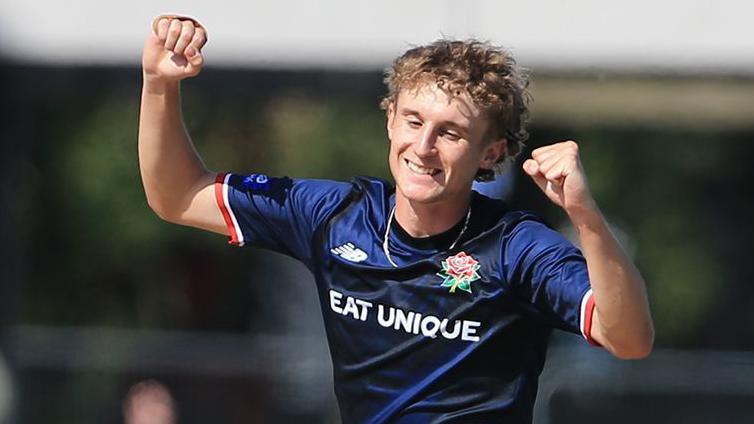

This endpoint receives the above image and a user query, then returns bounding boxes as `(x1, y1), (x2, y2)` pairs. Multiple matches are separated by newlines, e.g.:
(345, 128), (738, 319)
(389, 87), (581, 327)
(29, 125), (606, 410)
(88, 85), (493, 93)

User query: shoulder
(498, 212), (582, 272)
(286, 178), (359, 226)
(224, 173), (353, 208)
(290, 176), (391, 200)
(470, 192), (572, 252)
(326, 176), (392, 246)
(470, 191), (548, 237)
(503, 215), (567, 247)
(349, 176), (394, 199)
(332, 176), (393, 213)
(289, 176), (391, 232)
(289, 177), (354, 199)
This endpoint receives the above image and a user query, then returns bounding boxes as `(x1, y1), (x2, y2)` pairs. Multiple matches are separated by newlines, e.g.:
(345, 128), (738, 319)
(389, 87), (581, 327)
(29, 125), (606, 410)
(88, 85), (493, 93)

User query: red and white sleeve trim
(214, 173), (245, 246)
(579, 288), (601, 346)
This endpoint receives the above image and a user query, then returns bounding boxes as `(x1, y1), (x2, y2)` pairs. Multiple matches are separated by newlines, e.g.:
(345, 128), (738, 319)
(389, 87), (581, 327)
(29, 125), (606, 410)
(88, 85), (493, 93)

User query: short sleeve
(502, 219), (599, 346)
(214, 173), (352, 268)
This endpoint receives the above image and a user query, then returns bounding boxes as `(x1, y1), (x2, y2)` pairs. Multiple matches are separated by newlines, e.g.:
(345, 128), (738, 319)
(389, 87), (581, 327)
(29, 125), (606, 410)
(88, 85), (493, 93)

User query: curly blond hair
(380, 39), (531, 182)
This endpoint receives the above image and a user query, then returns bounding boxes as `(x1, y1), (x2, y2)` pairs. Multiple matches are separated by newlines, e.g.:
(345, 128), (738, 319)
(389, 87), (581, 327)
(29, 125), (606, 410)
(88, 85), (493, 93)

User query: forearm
(138, 78), (213, 220)
(570, 207), (654, 359)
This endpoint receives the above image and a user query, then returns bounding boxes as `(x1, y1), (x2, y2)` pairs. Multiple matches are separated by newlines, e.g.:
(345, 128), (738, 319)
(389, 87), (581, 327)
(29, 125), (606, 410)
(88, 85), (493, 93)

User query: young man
(139, 16), (654, 423)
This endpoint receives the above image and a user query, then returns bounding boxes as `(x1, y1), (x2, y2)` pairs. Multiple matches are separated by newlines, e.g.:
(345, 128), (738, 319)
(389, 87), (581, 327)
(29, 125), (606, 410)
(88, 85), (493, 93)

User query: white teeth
(405, 159), (437, 175)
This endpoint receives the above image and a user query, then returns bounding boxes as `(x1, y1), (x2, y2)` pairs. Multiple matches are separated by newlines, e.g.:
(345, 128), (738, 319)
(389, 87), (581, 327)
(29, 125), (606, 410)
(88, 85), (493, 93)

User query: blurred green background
(6, 68), (753, 347)
(2, 64), (754, 422)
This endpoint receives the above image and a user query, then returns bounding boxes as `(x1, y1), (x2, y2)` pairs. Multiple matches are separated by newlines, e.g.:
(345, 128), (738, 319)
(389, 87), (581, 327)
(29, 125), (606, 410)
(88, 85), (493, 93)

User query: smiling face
(387, 83), (506, 208)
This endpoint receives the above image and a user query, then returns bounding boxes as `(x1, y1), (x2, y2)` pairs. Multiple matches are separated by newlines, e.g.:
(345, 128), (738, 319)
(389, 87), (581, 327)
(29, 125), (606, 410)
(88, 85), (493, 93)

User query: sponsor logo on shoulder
(330, 242), (368, 263)
(242, 173), (270, 190)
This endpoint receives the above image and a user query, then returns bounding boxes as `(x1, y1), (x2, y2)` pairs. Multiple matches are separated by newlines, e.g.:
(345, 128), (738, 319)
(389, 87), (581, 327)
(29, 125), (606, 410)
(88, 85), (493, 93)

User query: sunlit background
(1, 1), (753, 423)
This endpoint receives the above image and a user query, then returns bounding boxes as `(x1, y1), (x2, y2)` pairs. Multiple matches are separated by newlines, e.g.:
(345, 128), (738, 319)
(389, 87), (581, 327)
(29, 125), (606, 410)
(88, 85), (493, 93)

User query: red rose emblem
(437, 251), (482, 294)
(445, 252), (478, 279)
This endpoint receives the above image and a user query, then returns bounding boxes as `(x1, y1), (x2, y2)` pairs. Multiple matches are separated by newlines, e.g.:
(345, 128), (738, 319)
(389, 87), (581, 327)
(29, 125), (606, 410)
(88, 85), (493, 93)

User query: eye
(407, 119), (422, 128)
(440, 129), (461, 141)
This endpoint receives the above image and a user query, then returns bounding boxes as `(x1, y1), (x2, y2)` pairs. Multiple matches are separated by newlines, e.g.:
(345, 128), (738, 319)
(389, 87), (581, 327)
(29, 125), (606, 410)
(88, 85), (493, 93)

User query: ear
(479, 137), (507, 169)
(386, 101), (396, 140)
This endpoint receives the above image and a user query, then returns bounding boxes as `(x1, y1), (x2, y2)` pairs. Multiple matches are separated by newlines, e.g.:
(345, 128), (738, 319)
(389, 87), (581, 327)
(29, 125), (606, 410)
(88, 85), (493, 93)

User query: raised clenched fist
(142, 15), (208, 84)
(523, 140), (598, 217)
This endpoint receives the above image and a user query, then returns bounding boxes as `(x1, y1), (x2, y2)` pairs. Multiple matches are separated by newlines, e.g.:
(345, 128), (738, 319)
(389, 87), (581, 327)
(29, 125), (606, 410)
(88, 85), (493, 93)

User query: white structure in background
(0, 0), (752, 74)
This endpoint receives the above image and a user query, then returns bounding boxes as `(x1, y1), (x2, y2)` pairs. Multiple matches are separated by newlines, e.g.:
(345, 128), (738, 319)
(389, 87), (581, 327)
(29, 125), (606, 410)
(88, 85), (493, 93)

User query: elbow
(614, 342), (653, 360)
(611, 327), (655, 360)
(146, 195), (181, 224)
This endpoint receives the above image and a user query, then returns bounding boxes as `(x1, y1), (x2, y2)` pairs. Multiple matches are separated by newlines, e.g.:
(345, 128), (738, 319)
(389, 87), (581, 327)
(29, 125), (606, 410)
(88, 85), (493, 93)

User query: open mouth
(405, 158), (441, 176)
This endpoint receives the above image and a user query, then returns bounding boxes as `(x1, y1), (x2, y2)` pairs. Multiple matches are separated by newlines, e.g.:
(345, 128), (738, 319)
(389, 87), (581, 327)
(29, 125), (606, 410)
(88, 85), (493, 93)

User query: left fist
(523, 140), (597, 215)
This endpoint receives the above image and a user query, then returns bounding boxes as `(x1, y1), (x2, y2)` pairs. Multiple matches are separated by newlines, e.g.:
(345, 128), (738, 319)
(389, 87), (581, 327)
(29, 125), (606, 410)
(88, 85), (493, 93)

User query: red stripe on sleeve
(583, 293), (601, 347)
(214, 173), (241, 245)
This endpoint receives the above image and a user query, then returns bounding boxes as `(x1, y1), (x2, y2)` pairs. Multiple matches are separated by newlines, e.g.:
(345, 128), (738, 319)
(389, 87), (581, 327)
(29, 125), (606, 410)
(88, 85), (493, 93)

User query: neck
(394, 192), (471, 238)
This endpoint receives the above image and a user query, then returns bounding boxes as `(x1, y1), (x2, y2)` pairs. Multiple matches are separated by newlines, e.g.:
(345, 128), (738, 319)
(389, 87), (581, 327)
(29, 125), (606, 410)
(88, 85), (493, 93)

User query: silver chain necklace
(383, 205), (472, 267)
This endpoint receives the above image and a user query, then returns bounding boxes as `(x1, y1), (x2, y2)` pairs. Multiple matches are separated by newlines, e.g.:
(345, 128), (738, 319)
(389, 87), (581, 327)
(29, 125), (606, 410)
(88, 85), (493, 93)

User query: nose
(415, 127), (437, 158)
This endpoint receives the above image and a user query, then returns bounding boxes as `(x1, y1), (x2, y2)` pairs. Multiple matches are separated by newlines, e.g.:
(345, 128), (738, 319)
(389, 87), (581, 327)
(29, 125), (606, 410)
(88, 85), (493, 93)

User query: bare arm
(138, 16), (226, 234)
(524, 141), (654, 359)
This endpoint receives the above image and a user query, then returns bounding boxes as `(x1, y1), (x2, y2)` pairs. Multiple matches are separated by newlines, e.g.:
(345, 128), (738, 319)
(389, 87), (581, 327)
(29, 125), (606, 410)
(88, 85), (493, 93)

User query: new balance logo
(330, 243), (368, 263)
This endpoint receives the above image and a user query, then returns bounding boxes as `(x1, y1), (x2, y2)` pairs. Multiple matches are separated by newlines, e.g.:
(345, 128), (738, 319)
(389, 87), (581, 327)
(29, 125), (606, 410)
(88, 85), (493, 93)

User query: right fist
(142, 15), (208, 83)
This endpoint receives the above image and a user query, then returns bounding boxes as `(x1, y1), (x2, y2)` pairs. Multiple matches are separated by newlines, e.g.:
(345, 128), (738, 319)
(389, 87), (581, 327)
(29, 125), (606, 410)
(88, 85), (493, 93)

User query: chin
(391, 161), (448, 204)
(396, 183), (444, 204)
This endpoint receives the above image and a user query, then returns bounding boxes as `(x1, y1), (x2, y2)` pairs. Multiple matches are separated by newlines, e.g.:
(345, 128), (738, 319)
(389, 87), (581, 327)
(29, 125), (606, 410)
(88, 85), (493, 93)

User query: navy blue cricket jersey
(215, 173), (598, 423)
